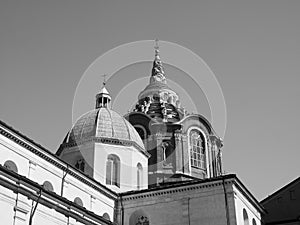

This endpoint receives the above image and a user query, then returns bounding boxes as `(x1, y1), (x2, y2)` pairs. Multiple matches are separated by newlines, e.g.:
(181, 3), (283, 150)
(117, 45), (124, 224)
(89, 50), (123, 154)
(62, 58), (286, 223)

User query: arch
(42, 181), (54, 192)
(124, 112), (152, 134)
(137, 216), (149, 225)
(106, 154), (120, 187)
(134, 125), (147, 140)
(4, 160), (18, 173)
(252, 219), (257, 225)
(129, 209), (150, 225)
(74, 197), (84, 207)
(178, 114), (214, 135)
(137, 163), (143, 190)
(243, 209), (249, 225)
(102, 213), (110, 221)
(188, 127), (206, 170)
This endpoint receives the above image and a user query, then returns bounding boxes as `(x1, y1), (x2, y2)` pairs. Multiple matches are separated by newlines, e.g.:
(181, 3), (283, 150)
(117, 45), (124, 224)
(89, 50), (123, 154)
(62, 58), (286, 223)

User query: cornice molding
(61, 136), (150, 158)
(0, 125), (118, 200)
(121, 179), (233, 201)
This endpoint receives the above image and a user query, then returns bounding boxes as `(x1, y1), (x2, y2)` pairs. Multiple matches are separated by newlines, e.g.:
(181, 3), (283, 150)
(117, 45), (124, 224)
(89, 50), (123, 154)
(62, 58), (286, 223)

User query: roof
(261, 176), (300, 204)
(64, 107), (145, 150)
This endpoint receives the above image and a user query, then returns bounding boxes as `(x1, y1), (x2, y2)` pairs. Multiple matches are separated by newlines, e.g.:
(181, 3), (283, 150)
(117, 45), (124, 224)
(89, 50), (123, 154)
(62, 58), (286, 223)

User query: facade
(261, 177), (300, 225)
(0, 42), (265, 225)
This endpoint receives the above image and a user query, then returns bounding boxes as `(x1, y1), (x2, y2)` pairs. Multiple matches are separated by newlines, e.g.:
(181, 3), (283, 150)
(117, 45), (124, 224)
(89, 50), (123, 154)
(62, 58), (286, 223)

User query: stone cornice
(120, 175), (237, 201)
(60, 136), (150, 158)
(0, 122), (118, 200)
(119, 175), (265, 214)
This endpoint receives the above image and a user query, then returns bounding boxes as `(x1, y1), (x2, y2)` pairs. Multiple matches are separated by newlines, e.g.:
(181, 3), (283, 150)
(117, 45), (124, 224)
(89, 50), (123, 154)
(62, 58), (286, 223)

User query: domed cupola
(57, 80), (149, 192)
(134, 40), (183, 123)
(60, 81), (145, 149)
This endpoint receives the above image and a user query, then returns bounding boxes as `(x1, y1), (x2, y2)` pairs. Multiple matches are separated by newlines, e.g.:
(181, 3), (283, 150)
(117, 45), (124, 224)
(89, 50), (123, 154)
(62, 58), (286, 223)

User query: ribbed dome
(64, 108), (145, 150)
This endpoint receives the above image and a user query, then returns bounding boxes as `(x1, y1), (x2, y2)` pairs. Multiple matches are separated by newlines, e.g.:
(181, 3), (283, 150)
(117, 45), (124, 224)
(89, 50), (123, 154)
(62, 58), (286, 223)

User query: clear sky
(1, 0), (300, 201)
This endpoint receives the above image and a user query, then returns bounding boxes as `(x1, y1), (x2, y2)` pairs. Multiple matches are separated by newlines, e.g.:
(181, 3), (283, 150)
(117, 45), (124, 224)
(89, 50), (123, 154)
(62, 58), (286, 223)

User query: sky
(1, 0), (300, 201)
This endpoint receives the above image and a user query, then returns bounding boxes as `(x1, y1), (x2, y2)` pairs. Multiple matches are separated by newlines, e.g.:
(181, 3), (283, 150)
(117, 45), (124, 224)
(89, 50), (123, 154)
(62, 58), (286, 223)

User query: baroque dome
(63, 107), (145, 150)
(133, 40), (183, 122)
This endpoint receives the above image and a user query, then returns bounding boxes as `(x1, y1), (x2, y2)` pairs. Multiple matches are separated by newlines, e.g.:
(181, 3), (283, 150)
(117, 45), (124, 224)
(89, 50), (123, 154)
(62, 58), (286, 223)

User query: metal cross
(102, 74), (107, 86)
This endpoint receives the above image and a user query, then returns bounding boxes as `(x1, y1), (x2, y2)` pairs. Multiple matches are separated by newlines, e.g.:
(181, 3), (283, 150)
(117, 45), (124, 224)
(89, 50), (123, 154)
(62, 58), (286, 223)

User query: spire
(151, 39), (166, 84)
(95, 75), (111, 109)
(154, 38), (160, 60)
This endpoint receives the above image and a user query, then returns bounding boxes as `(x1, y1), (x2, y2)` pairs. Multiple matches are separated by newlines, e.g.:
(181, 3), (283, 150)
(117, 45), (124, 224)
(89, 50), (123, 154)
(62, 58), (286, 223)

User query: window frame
(106, 154), (120, 187)
(187, 127), (208, 172)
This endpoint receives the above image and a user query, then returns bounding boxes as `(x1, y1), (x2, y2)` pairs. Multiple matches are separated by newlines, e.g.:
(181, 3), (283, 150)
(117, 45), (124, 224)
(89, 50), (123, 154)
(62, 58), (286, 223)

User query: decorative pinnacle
(150, 39), (166, 83)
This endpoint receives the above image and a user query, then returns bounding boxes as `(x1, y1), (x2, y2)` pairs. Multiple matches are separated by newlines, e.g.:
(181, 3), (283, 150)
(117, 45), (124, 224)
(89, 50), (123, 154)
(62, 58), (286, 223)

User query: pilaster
(181, 198), (190, 225)
(181, 134), (189, 174)
(174, 130), (183, 173)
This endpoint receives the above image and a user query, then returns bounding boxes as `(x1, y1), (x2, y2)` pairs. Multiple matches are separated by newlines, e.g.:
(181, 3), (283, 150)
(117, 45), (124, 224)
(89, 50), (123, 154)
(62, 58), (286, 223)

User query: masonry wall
(94, 143), (148, 193)
(119, 180), (239, 225)
(233, 185), (262, 225)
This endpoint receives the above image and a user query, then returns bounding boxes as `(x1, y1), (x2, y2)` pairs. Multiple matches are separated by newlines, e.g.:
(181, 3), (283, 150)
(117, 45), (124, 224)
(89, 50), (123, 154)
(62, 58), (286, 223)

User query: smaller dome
(63, 108), (145, 150)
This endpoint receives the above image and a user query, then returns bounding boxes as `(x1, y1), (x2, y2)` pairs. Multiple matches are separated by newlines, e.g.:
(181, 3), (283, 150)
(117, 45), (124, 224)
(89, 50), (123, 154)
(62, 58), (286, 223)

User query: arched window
(106, 154), (120, 187)
(243, 209), (249, 225)
(75, 158), (85, 172)
(129, 209), (150, 225)
(252, 219), (257, 225)
(4, 160), (18, 173)
(103, 213), (110, 221)
(137, 163), (143, 190)
(136, 216), (149, 225)
(189, 129), (206, 169)
(74, 197), (84, 207)
(42, 181), (54, 192)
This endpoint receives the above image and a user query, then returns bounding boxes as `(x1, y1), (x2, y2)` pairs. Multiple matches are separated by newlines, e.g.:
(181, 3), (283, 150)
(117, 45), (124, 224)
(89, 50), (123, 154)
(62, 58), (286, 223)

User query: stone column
(181, 134), (189, 174)
(155, 132), (163, 174)
(207, 141), (214, 177)
(174, 130), (183, 173)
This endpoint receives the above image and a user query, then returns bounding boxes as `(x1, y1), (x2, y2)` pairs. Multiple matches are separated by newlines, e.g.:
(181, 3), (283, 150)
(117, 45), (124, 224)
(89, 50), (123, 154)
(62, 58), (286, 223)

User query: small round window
(4, 160), (18, 173)
(74, 197), (84, 207)
(42, 181), (54, 192)
(103, 213), (110, 221)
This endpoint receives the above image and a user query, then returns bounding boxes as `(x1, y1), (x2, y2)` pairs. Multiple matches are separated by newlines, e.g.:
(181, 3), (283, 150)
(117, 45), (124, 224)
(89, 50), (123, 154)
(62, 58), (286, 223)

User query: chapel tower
(125, 40), (223, 187)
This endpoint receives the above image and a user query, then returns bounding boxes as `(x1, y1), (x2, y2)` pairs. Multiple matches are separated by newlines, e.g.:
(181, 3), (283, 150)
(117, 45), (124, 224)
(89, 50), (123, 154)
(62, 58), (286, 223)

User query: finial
(102, 74), (107, 86)
(154, 39), (160, 56)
